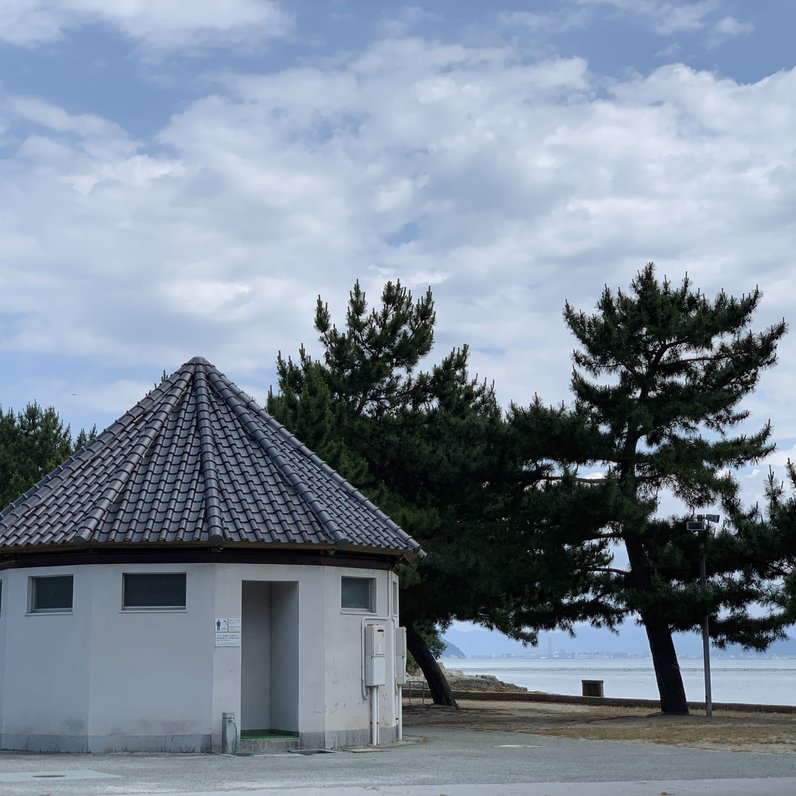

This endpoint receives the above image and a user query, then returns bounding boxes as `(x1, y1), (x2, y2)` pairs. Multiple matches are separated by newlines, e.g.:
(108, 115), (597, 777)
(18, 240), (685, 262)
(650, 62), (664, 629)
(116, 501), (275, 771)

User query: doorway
(240, 580), (299, 734)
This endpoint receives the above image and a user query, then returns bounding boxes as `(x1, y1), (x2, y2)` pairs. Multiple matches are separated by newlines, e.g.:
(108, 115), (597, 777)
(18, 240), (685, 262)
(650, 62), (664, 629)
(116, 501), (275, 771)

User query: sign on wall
(214, 617), (242, 647)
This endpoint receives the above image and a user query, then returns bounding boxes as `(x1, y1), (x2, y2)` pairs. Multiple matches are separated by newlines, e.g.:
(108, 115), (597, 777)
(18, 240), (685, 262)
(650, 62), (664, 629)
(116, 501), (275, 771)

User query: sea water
(441, 657), (796, 706)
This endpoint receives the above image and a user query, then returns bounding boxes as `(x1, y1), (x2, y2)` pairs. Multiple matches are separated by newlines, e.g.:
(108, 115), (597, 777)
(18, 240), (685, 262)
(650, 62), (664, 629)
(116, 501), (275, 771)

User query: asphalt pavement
(1, 724), (795, 795)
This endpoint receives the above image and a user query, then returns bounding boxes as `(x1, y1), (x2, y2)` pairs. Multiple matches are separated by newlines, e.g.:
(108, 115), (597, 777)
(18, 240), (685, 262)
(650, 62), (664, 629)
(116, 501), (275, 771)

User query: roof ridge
(207, 367), (423, 558)
(205, 367), (349, 548)
(71, 367), (194, 546)
(194, 366), (225, 547)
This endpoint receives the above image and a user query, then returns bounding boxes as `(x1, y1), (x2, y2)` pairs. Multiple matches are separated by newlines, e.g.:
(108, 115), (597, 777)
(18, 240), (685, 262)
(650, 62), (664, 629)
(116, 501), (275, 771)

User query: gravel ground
(403, 698), (796, 753)
(1, 707), (796, 796)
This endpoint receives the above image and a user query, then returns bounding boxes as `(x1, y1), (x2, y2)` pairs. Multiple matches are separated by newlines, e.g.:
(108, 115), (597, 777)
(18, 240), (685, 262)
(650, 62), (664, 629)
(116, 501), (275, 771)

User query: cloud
(58, 378), (156, 419)
(577, 0), (750, 41)
(0, 0), (293, 52)
(160, 279), (255, 319)
(0, 2), (64, 46)
(709, 15), (754, 46)
(1, 33), (796, 510)
(377, 5), (440, 37)
(653, 0), (717, 35)
(498, 9), (590, 36)
(6, 96), (137, 167)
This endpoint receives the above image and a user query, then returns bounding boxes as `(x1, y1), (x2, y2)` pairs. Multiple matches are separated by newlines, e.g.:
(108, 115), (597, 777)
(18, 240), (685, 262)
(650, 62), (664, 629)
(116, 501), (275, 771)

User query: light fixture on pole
(686, 513), (720, 719)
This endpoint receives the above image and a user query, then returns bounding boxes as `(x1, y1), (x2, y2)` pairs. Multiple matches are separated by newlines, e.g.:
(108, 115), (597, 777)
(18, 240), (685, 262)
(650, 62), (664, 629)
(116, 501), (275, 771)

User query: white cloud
(71, 379), (156, 417)
(0, 3), (64, 46)
(377, 5), (440, 37)
(0, 0), (293, 52)
(1, 34), (795, 494)
(709, 15), (754, 46)
(9, 96), (123, 138)
(499, 8), (590, 36)
(653, 0), (717, 35)
(160, 279), (255, 318)
(577, 0), (750, 41)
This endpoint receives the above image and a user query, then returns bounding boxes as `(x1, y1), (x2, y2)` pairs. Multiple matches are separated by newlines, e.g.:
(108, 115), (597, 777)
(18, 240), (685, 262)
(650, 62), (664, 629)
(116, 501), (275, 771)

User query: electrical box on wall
(364, 624), (387, 686)
(394, 626), (407, 685)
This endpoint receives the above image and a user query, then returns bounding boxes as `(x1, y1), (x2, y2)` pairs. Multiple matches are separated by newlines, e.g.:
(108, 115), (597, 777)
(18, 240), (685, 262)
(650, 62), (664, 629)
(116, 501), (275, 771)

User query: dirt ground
(402, 698), (796, 755)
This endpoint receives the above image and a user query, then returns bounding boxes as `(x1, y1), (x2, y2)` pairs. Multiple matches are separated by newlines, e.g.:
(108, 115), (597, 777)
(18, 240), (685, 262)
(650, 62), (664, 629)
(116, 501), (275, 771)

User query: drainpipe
(396, 688), (403, 741)
(370, 683), (379, 746)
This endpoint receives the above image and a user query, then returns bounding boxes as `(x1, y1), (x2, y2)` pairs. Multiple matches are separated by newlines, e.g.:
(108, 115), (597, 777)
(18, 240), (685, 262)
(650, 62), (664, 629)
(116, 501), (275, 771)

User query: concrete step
(237, 735), (300, 755)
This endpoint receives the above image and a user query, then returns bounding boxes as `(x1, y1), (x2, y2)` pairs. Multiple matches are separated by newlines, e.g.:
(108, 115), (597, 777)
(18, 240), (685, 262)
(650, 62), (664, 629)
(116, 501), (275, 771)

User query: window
(341, 576), (375, 611)
(30, 575), (73, 613)
(122, 573), (186, 610)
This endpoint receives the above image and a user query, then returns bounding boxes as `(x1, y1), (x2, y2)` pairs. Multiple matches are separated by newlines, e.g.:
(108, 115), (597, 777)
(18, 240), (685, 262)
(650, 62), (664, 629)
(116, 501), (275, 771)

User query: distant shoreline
(439, 650), (796, 666)
(428, 657), (796, 706)
(406, 676), (796, 713)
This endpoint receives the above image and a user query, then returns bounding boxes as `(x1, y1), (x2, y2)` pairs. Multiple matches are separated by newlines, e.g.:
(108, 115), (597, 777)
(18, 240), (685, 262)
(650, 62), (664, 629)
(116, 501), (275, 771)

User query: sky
(2, 0), (796, 514)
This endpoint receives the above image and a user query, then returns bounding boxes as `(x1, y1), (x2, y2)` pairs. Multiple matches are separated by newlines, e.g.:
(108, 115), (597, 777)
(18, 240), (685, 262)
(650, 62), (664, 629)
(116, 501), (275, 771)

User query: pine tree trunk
(405, 622), (459, 708)
(625, 535), (689, 715)
(642, 612), (689, 715)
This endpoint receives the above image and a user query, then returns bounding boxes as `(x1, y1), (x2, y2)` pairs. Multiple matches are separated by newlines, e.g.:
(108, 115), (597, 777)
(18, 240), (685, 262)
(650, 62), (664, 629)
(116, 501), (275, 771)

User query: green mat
(240, 729), (298, 740)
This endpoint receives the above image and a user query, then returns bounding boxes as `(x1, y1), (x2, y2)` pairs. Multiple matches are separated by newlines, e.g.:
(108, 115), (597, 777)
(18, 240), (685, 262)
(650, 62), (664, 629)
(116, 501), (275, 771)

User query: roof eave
(0, 539), (421, 562)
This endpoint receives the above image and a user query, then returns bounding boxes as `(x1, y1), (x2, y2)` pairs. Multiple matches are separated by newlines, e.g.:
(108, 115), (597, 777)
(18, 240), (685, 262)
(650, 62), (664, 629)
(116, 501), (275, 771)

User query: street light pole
(698, 538), (712, 720)
(687, 513), (720, 720)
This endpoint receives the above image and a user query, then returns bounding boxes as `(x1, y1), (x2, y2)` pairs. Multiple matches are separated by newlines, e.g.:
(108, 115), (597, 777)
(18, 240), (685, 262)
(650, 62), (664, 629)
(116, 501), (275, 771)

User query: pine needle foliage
(268, 280), (614, 704)
(0, 403), (96, 510)
(513, 263), (787, 714)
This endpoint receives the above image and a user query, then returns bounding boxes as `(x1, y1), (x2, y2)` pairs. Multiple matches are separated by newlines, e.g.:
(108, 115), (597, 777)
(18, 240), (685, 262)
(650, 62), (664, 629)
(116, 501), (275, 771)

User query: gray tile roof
(0, 357), (423, 560)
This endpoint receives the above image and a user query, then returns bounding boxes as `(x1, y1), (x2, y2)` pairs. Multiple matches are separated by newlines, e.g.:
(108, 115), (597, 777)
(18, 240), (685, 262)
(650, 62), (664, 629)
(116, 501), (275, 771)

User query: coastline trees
(267, 280), (493, 704)
(513, 265), (787, 714)
(268, 267), (789, 715)
(267, 280), (615, 705)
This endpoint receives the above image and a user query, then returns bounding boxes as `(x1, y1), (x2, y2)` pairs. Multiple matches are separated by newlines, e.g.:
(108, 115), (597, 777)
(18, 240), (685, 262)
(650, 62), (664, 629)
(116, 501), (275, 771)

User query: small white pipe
(397, 685), (403, 740)
(370, 685), (379, 745)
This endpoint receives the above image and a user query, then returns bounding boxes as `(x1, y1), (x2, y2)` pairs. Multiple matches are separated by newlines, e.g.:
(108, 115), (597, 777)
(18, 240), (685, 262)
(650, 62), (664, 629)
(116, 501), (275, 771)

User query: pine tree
(517, 264), (787, 714)
(269, 280), (616, 705)
(268, 281), (493, 704)
(0, 403), (94, 510)
(729, 464), (796, 624)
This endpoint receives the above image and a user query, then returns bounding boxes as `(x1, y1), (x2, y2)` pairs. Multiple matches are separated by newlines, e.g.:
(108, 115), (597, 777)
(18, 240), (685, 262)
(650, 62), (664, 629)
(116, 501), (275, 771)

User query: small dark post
(688, 513), (720, 720)
(698, 544), (712, 719)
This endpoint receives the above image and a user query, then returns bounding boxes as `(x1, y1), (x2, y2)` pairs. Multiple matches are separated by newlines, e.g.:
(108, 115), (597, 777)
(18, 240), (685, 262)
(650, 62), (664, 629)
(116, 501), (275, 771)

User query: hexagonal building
(0, 357), (422, 753)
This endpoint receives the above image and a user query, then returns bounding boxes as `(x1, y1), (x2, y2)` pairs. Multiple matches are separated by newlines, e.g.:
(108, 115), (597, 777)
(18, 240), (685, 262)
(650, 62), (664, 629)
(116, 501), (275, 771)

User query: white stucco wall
(0, 558), (402, 752)
(0, 566), (93, 750)
(317, 567), (403, 746)
(87, 563), (216, 751)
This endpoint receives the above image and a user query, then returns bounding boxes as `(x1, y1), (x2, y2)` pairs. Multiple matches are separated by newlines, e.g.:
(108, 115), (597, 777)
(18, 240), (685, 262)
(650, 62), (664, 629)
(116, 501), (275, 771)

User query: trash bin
(581, 679), (604, 697)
